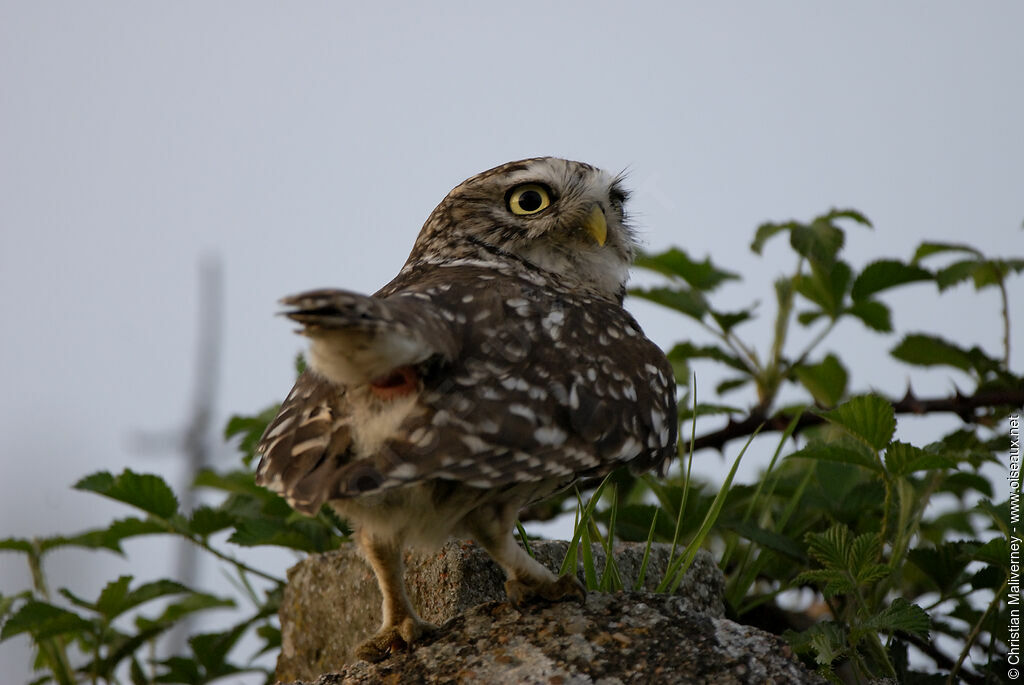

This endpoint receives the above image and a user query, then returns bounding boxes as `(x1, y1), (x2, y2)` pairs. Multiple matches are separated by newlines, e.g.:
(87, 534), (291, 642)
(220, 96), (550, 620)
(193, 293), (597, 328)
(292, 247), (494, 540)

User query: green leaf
(1, 600), (93, 640)
(228, 517), (338, 553)
(890, 334), (973, 372)
(136, 592), (235, 630)
(709, 307), (753, 333)
(794, 260), (851, 318)
(628, 286), (708, 321)
(883, 441), (956, 476)
(713, 378), (750, 396)
(850, 260), (931, 301)
(912, 241), (982, 263)
(791, 219), (844, 267)
(75, 470), (179, 519)
(935, 259), (981, 291)
(188, 506), (236, 537)
(843, 299), (892, 332)
(974, 258), (1024, 288)
(796, 309), (825, 326)
(97, 577), (190, 621)
(186, 622), (248, 677)
(971, 536), (1008, 568)
(724, 521), (808, 562)
(224, 404), (280, 465)
(822, 395), (896, 451)
(787, 439), (881, 472)
(805, 524), (852, 570)
(792, 354), (848, 407)
(907, 541), (976, 595)
(750, 221), (797, 254)
(666, 342), (749, 374)
(0, 538), (32, 554)
(861, 598), (930, 638)
(633, 248), (739, 291)
(822, 208), (872, 227)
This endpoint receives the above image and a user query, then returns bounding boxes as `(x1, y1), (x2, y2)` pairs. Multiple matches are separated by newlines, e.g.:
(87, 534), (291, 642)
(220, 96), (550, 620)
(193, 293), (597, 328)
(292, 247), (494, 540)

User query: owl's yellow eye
(507, 184), (552, 215)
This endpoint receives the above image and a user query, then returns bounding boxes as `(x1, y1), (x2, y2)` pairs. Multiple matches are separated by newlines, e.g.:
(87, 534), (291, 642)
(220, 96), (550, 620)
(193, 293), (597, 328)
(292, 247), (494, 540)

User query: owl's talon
(505, 573), (586, 607)
(354, 617), (438, 663)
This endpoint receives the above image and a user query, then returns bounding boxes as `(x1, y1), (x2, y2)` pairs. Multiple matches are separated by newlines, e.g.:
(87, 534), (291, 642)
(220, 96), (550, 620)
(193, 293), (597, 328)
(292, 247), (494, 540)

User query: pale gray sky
(2, 2), (1022, 678)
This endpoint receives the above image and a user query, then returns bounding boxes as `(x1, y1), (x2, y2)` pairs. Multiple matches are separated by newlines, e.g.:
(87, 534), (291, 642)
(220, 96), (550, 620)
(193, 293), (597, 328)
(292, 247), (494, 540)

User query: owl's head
(408, 158), (638, 301)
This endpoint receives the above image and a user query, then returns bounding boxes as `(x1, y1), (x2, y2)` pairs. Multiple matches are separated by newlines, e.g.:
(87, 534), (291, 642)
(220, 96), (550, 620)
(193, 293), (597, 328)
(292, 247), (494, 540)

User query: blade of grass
(658, 425), (762, 593)
(515, 521), (535, 559)
(633, 509), (659, 591)
(668, 375), (699, 565)
(559, 475), (612, 578)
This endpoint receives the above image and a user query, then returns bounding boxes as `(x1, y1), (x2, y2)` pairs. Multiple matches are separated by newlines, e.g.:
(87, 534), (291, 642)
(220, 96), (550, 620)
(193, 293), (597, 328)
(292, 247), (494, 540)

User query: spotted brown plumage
(255, 157), (677, 662)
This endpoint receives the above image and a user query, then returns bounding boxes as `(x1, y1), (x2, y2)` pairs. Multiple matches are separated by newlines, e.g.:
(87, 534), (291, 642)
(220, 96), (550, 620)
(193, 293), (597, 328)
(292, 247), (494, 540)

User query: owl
(255, 158), (677, 662)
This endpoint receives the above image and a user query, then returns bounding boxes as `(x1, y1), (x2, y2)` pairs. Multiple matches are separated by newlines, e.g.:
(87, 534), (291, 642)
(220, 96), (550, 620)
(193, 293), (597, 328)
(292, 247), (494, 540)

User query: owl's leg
(354, 529), (437, 663)
(466, 508), (586, 606)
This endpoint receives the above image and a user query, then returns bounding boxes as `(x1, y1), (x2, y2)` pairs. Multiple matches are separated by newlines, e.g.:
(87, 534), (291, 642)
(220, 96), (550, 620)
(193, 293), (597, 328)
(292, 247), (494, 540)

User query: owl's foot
(505, 573), (586, 607)
(354, 616), (438, 663)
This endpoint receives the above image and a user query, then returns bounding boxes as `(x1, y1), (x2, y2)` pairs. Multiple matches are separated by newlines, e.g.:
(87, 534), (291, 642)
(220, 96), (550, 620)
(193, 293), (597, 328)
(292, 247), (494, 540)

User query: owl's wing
(255, 287), (461, 514)
(255, 370), (353, 515)
(257, 267), (677, 508)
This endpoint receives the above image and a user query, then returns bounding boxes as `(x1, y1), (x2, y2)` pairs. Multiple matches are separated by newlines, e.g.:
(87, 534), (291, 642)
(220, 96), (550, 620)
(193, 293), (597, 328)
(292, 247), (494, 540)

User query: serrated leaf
(714, 378), (750, 395)
(884, 441), (956, 476)
(861, 598), (930, 637)
(787, 439), (881, 472)
(850, 260), (931, 301)
(971, 536), (1008, 568)
(848, 533), (883, 577)
(187, 622), (248, 676)
(75, 470), (179, 519)
(803, 621), (848, 666)
(793, 354), (848, 407)
(724, 521), (808, 561)
(633, 248), (739, 291)
(628, 286), (708, 321)
(791, 219), (845, 267)
(224, 404), (280, 465)
(750, 221), (797, 254)
(796, 309), (825, 326)
(709, 307), (753, 333)
(98, 578), (190, 621)
(890, 334), (973, 372)
(188, 505), (236, 537)
(1, 600), (93, 640)
(822, 395), (895, 452)
(844, 299), (892, 332)
(255, 623), (282, 656)
(795, 260), (852, 317)
(974, 258), (1024, 289)
(822, 208), (872, 226)
(679, 401), (744, 419)
(935, 259), (980, 291)
(911, 241), (982, 263)
(228, 518), (338, 553)
(666, 342), (748, 373)
(805, 525), (852, 570)
(907, 542), (976, 595)
(136, 592), (235, 631)
(0, 538), (33, 554)
(939, 472), (993, 498)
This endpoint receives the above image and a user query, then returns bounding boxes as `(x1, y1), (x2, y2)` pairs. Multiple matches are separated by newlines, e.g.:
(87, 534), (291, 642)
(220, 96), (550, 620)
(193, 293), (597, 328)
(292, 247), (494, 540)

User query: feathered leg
(354, 528), (437, 663)
(466, 504), (585, 606)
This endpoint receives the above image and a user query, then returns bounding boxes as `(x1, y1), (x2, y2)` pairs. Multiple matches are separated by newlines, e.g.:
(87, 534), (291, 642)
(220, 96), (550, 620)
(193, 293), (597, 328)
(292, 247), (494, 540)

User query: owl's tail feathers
(279, 289), (461, 389)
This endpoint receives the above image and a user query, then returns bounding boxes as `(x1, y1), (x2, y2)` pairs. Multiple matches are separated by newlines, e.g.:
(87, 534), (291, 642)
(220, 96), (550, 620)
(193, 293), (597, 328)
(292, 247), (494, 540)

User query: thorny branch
(518, 386), (1024, 523)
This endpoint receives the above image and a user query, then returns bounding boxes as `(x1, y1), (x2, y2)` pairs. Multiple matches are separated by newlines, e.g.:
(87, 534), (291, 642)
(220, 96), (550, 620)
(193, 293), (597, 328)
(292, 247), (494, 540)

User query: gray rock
(276, 540), (822, 684)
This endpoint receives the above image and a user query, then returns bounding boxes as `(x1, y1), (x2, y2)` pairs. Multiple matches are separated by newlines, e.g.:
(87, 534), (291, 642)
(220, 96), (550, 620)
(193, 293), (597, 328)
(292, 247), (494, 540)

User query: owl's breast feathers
(255, 263), (677, 515)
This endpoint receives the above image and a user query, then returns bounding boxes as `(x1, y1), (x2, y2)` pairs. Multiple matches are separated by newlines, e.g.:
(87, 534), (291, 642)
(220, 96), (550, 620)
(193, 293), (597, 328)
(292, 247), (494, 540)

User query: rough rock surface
(276, 540), (823, 684)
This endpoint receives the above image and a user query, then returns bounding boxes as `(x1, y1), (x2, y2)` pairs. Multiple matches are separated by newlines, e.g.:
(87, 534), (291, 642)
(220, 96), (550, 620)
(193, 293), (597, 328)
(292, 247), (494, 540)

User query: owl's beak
(584, 205), (608, 247)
